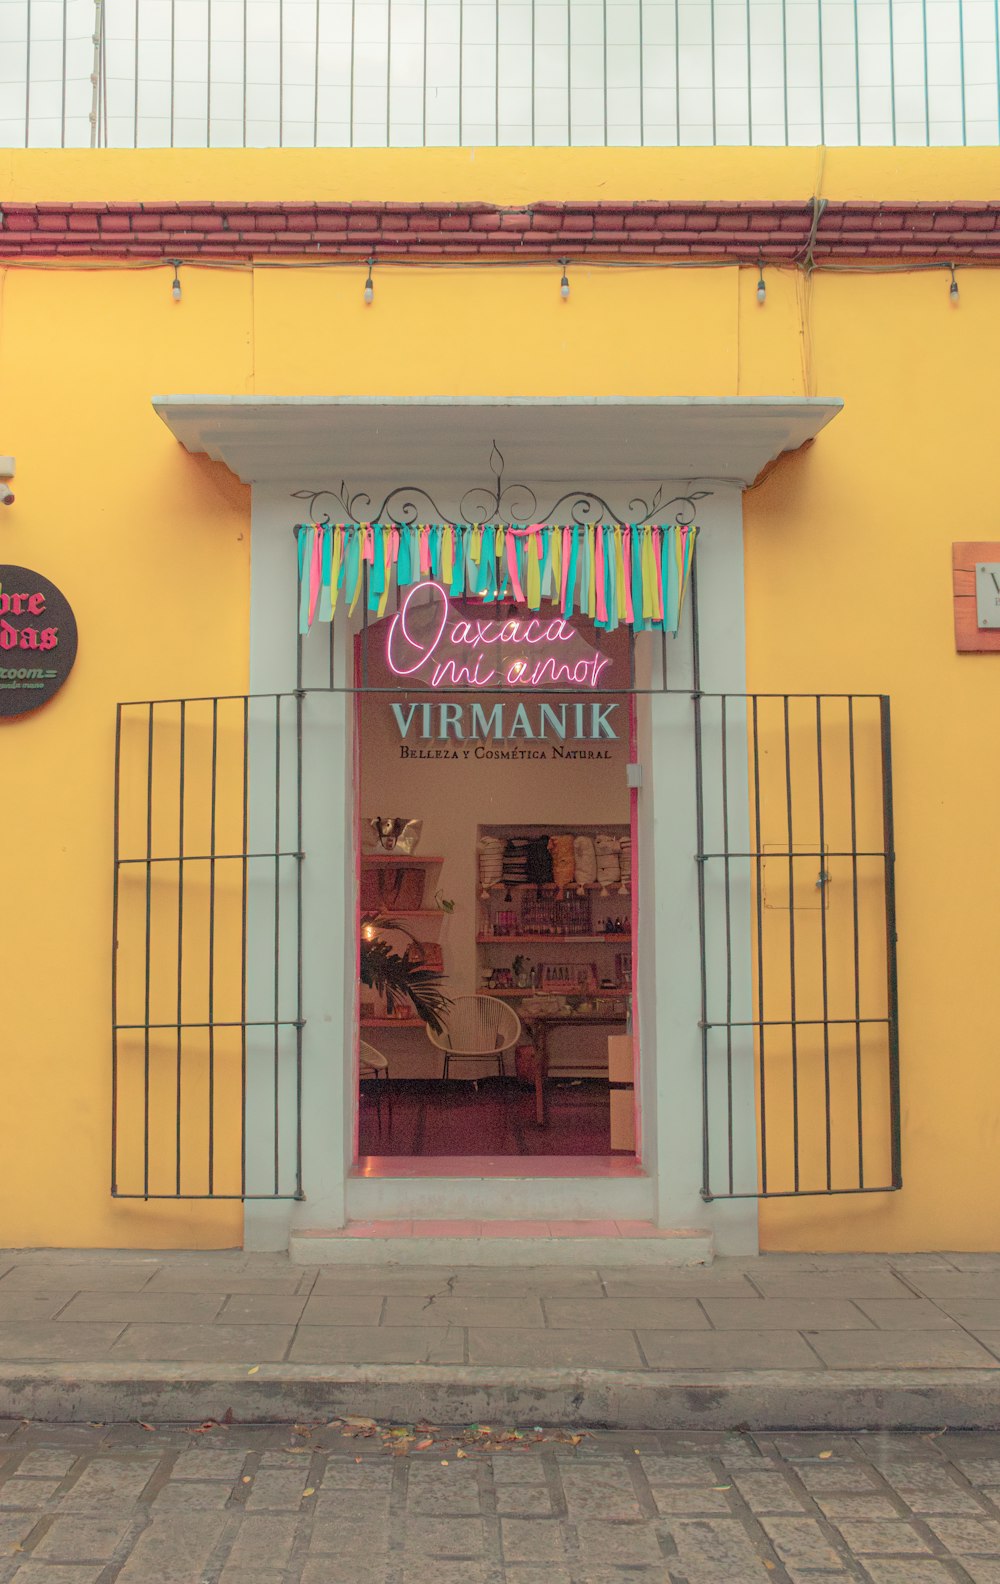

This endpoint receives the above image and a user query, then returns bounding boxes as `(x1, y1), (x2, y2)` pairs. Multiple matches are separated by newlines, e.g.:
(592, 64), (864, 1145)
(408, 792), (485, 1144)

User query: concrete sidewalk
(2, 1250), (1000, 1430)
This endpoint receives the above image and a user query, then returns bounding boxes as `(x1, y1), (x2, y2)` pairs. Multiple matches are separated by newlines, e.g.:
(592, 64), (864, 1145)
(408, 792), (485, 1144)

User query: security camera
(0, 457), (14, 506)
(0, 484), (13, 507)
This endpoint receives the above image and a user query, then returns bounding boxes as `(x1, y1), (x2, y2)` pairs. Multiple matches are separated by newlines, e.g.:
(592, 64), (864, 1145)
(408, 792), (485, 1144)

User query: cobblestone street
(1, 1420), (1000, 1582)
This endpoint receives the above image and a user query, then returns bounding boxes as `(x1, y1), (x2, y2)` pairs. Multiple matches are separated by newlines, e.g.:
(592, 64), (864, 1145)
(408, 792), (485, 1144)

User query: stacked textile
(477, 836), (505, 896)
(502, 838), (531, 887)
(595, 835), (621, 896)
(548, 834), (575, 892)
(619, 835), (632, 893)
(573, 835), (597, 892)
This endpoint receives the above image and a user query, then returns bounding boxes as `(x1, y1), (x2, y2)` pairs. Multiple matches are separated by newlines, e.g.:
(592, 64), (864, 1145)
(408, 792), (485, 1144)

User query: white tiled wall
(3, 0), (998, 148)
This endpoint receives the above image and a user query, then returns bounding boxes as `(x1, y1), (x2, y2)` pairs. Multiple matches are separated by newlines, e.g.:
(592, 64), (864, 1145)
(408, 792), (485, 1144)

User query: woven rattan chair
(426, 994), (522, 1081)
(360, 1039), (392, 1130)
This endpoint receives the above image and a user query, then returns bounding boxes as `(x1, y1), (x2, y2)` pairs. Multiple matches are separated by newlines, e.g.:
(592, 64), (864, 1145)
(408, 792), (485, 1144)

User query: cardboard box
(610, 1088), (636, 1152)
(607, 1035), (634, 1083)
(608, 1035), (635, 1150)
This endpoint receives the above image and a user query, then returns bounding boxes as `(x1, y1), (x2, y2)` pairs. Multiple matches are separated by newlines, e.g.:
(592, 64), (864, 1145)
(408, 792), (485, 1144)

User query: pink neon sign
(385, 581), (612, 690)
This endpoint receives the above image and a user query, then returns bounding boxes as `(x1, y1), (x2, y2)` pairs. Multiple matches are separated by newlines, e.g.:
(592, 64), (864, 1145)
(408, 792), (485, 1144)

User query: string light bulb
(559, 259), (570, 300)
(756, 262), (766, 305)
(363, 258), (374, 305)
(949, 265), (959, 304)
(171, 263), (181, 303)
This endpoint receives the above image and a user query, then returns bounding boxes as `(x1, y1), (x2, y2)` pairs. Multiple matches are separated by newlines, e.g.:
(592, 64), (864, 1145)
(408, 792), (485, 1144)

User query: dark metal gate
(111, 692), (303, 1199)
(110, 685), (900, 1204)
(694, 690), (901, 1200)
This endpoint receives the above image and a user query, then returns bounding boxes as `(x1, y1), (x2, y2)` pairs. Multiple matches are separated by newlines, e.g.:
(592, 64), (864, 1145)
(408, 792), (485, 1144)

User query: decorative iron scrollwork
(292, 442), (711, 529)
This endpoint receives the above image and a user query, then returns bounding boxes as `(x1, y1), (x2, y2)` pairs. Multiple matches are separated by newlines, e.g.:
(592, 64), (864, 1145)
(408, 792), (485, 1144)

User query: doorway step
(289, 1221), (713, 1267)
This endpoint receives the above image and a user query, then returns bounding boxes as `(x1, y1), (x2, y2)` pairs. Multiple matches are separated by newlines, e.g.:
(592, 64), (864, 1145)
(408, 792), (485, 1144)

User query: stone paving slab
(0, 1423), (974, 1584)
(0, 1253), (999, 1429)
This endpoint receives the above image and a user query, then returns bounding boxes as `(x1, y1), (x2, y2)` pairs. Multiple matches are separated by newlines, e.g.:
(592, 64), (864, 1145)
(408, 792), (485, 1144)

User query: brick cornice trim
(2, 199), (999, 260)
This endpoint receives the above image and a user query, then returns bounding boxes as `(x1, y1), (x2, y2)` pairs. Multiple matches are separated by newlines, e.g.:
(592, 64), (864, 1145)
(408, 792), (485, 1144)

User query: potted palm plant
(360, 914), (451, 1035)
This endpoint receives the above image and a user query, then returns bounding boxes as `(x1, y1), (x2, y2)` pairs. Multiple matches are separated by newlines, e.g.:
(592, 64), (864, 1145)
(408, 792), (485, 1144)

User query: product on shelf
(405, 940), (444, 971)
(502, 837), (531, 886)
(565, 900), (583, 934)
(475, 825), (631, 1043)
(539, 961), (598, 995)
(525, 836), (554, 885)
(573, 834), (597, 890)
(619, 835), (632, 893)
(362, 816), (423, 854)
(362, 863), (425, 911)
(477, 836), (505, 895)
(595, 835), (621, 895)
(548, 833), (575, 892)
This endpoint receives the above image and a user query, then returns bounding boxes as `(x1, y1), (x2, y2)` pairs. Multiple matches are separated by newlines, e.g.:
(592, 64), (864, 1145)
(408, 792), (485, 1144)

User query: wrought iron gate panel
(112, 693), (303, 1200)
(696, 692), (901, 1200)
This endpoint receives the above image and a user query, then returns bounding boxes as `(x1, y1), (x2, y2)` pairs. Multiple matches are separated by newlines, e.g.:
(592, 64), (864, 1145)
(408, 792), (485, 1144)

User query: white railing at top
(2, 0), (999, 151)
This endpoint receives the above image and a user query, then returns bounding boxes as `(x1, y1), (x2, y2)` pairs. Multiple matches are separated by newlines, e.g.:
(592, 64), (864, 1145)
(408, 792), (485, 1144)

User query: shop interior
(356, 589), (637, 1161)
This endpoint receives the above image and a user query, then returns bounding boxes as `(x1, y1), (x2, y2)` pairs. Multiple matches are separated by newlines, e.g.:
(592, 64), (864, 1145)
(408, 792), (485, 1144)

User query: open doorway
(354, 583), (638, 1165)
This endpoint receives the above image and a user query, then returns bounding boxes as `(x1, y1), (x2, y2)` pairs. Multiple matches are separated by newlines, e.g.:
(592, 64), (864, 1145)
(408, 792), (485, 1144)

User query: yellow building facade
(2, 146), (998, 1257)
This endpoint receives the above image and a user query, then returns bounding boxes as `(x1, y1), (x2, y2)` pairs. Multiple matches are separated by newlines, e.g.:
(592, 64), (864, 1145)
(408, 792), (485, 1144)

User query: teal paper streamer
(470, 530), (485, 597)
(540, 528), (553, 599)
(450, 527), (466, 597)
(565, 528), (578, 618)
(397, 525), (412, 587)
(368, 523), (385, 609)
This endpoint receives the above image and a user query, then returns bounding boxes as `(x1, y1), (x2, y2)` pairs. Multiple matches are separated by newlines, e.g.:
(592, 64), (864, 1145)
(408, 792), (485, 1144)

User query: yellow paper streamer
(526, 533), (541, 610)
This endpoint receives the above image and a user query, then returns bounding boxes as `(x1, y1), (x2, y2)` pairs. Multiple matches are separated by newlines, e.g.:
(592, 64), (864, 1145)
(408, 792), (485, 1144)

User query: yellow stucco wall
(2, 147), (998, 1248)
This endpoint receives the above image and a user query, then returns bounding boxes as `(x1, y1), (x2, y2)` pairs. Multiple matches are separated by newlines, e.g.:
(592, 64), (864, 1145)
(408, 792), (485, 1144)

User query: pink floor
(358, 1076), (628, 1160)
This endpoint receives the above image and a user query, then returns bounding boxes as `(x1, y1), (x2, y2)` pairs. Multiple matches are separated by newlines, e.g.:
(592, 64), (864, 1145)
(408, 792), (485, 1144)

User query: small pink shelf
(362, 854), (444, 864)
(476, 934), (631, 944)
(372, 910), (447, 919)
(360, 1018), (426, 1028)
(485, 988), (629, 999)
(483, 881), (629, 892)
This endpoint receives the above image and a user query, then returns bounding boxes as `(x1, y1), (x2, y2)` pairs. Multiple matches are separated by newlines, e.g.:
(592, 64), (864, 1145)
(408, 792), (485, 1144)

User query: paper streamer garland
(295, 522), (697, 636)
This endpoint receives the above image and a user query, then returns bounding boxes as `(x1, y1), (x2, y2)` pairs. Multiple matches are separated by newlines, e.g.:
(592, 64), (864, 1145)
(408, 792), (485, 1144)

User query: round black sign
(0, 566), (78, 719)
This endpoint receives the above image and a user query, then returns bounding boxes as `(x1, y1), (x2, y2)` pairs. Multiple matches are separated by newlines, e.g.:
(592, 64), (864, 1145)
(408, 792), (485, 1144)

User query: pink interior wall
(356, 601), (634, 1126)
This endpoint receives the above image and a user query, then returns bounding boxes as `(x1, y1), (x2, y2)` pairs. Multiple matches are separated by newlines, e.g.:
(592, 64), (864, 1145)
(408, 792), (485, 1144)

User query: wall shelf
(361, 1017), (427, 1028)
(362, 853), (444, 865)
(481, 881), (629, 894)
(371, 910), (448, 919)
(476, 822), (632, 1026)
(476, 934), (631, 945)
(485, 988), (629, 1000)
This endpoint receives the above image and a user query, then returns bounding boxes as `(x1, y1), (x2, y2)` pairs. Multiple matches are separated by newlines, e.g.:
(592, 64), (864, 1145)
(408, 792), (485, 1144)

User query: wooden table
(520, 1011), (628, 1126)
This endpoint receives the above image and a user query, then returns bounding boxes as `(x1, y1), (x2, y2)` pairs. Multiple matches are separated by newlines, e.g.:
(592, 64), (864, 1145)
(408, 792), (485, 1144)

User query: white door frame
(242, 481), (758, 1255)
